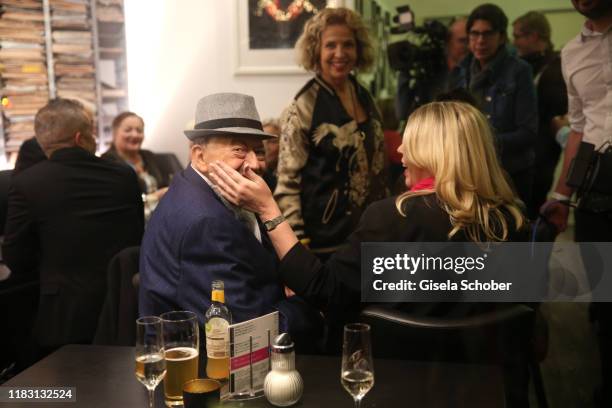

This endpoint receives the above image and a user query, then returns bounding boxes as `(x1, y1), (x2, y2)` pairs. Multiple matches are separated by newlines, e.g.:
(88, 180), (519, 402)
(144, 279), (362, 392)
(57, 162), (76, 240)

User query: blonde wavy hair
(395, 101), (525, 242)
(295, 7), (375, 73)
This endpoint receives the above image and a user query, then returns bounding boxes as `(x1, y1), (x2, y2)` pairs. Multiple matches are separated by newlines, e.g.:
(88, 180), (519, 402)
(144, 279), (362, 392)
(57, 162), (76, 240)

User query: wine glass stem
(354, 397), (362, 408)
(148, 389), (154, 408)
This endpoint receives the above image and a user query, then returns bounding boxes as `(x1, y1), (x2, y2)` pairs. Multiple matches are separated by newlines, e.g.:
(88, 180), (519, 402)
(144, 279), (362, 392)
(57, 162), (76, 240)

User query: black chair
(154, 152), (183, 187)
(0, 169), (13, 233)
(0, 278), (39, 382)
(93, 246), (140, 346)
(360, 304), (548, 407)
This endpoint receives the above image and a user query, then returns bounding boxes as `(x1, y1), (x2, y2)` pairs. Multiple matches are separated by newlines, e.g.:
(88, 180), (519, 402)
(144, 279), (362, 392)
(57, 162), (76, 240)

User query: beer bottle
(204, 280), (232, 380)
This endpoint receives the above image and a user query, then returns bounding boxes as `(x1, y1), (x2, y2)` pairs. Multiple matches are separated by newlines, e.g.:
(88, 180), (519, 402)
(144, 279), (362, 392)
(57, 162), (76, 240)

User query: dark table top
(2, 345), (504, 408)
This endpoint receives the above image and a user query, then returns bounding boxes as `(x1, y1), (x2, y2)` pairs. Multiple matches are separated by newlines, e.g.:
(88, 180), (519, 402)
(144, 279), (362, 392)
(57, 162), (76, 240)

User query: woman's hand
(152, 187), (168, 201)
(145, 187), (168, 205)
(211, 160), (299, 260)
(209, 161), (280, 219)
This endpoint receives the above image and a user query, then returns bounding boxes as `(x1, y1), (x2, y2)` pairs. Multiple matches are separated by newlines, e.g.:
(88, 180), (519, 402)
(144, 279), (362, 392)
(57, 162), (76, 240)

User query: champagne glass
(160, 311), (200, 407)
(341, 323), (374, 408)
(135, 316), (167, 408)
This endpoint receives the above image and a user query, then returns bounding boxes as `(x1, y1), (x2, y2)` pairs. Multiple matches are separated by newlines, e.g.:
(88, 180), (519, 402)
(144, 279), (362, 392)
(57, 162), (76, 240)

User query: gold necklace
(256, 0), (318, 22)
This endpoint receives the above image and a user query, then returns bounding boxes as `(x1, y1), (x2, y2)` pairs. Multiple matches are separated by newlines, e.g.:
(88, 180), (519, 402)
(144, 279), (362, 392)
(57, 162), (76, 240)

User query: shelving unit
(92, 0), (128, 152)
(0, 0), (128, 166)
(0, 0), (48, 167)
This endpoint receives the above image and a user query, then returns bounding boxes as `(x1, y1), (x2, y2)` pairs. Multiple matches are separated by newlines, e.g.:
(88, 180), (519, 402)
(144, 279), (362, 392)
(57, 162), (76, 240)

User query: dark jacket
(275, 75), (389, 253)
(450, 48), (538, 174)
(522, 50), (568, 212)
(2, 147), (144, 348)
(279, 194), (527, 315)
(139, 166), (310, 330)
(523, 50), (567, 165)
(102, 147), (168, 193)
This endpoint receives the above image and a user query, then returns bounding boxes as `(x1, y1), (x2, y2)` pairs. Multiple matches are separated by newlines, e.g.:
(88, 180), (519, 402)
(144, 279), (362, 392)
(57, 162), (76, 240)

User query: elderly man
(139, 93), (320, 340)
(2, 98), (144, 357)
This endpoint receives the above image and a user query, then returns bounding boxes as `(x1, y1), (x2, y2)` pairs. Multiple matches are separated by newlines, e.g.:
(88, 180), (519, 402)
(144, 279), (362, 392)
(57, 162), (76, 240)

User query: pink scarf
(410, 177), (435, 192)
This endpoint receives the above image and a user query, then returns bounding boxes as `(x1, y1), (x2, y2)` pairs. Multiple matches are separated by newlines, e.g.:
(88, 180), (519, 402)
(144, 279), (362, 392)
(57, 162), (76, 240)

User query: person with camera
(449, 4), (538, 209)
(543, 1), (612, 405)
(395, 18), (468, 121)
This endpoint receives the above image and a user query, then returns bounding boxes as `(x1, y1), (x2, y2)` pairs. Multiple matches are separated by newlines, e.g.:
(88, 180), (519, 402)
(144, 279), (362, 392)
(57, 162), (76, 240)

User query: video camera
(387, 5), (447, 77)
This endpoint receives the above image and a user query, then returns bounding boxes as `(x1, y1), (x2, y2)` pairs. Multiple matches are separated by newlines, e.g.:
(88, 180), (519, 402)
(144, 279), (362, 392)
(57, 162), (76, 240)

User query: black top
(13, 137), (46, 176)
(280, 194), (526, 314)
(522, 50), (567, 166)
(102, 147), (168, 194)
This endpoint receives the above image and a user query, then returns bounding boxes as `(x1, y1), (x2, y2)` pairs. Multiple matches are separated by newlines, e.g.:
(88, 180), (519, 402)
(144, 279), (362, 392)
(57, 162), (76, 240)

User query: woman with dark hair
(102, 112), (168, 216)
(450, 3), (538, 211)
(274, 7), (388, 261)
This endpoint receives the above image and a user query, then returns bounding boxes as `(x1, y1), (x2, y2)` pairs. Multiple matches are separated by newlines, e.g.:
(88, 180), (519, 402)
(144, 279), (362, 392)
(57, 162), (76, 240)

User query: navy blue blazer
(139, 165), (290, 326)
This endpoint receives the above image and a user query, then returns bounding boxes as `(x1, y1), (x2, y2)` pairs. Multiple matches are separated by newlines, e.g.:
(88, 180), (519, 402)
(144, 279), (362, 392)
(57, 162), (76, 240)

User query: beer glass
(161, 311), (200, 407)
(341, 323), (374, 408)
(135, 316), (166, 408)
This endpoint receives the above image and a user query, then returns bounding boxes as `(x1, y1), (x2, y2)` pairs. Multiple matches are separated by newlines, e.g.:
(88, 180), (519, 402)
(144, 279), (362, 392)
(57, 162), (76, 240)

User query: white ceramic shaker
(264, 333), (303, 407)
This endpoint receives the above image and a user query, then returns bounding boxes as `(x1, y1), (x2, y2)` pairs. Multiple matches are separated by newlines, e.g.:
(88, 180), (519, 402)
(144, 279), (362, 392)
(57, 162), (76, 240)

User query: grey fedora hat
(184, 92), (277, 140)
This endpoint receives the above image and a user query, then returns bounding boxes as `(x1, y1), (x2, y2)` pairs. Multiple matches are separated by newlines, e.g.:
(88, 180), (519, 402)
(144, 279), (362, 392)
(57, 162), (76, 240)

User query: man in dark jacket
(2, 98), (144, 358)
(513, 11), (568, 217)
(449, 4), (538, 208)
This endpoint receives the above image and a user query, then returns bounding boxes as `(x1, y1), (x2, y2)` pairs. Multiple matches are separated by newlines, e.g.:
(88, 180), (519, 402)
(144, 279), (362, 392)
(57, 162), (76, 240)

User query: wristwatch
(263, 215), (285, 231)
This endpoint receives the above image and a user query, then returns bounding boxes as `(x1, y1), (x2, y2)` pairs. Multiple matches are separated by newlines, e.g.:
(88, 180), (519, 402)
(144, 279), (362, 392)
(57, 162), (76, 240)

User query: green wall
(381, 0), (584, 50)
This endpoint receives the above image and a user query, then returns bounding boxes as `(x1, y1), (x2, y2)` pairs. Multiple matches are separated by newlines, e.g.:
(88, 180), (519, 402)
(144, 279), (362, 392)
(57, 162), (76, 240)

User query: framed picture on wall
(235, 0), (346, 75)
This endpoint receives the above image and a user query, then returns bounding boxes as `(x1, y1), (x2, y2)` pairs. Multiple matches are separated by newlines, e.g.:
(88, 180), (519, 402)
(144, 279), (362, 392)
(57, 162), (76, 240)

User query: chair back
(94, 246), (140, 346)
(360, 304), (534, 364)
(0, 278), (39, 380)
(0, 169), (13, 233)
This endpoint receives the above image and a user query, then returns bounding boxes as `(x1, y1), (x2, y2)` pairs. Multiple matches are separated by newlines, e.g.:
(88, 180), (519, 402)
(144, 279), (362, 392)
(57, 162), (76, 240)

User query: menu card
(228, 312), (278, 398)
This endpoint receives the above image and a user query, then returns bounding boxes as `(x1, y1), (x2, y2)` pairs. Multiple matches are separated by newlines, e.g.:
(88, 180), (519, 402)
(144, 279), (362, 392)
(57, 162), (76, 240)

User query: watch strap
(263, 215), (285, 231)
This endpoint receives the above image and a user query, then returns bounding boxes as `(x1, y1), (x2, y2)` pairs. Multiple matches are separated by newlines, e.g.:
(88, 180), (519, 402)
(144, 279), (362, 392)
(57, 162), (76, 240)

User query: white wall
(124, 0), (312, 165)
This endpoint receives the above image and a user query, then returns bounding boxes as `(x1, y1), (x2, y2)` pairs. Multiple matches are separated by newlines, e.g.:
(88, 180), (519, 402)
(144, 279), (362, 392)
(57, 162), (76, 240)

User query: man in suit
(2, 98), (144, 357)
(139, 93), (320, 340)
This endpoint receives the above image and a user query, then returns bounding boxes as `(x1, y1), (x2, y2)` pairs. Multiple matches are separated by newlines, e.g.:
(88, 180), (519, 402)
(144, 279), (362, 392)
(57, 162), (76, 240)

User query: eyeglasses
(468, 30), (498, 40)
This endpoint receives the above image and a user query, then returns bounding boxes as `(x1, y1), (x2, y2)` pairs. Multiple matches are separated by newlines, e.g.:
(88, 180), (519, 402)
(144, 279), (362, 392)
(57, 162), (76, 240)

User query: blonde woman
(209, 101), (526, 312)
(274, 7), (388, 261)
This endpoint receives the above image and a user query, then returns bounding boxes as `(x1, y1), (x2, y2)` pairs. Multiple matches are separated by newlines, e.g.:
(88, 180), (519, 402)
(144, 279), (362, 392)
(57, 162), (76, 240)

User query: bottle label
(211, 290), (225, 303)
(205, 317), (229, 358)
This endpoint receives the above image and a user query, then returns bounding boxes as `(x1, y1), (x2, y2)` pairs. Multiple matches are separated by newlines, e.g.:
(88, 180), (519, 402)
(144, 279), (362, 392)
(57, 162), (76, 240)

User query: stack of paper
(96, 4), (123, 23)
(0, 0), (48, 152)
(50, 0), (96, 114)
(50, 0), (89, 29)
